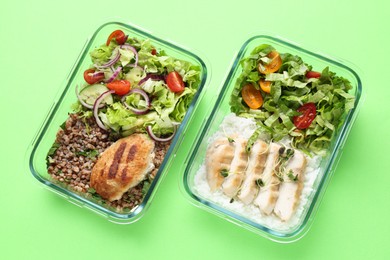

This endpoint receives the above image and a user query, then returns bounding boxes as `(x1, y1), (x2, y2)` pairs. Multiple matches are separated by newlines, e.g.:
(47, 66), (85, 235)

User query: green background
(1, 0), (389, 259)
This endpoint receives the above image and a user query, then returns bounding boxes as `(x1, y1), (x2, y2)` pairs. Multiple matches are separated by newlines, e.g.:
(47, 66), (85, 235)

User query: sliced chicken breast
(254, 142), (282, 215)
(238, 140), (269, 204)
(274, 150), (307, 221)
(222, 137), (248, 198)
(205, 137), (235, 191)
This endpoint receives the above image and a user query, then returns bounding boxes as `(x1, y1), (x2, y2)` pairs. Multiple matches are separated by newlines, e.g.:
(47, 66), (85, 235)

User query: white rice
(193, 113), (322, 232)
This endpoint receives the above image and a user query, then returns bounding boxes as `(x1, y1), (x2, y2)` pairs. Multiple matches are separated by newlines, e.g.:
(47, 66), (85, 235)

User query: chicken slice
(253, 142), (282, 215)
(238, 140), (269, 204)
(274, 149), (307, 221)
(222, 137), (248, 198)
(205, 137), (235, 191)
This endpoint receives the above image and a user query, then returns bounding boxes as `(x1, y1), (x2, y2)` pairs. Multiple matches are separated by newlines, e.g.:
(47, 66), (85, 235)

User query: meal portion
(90, 133), (155, 202)
(195, 44), (355, 229)
(46, 29), (201, 212)
(206, 136), (307, 221)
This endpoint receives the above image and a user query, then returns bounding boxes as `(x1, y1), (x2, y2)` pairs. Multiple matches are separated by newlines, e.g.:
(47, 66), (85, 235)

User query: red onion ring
(121, 44), (139, 68)
(93, 90), (115, 130)
(105, 66), (122, 83)
(121, 88), (151, 115)
(146, 125), (176, 142)
(92, 71), (105, 78)
(75, 84), (105, 109)
(138, 73), (165, 86)
(95, 51), (120, 69)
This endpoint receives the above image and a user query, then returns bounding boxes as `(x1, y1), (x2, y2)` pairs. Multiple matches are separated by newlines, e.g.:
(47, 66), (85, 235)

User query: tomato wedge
(241, 83), (263, 109)
(259, 79), (271, 93)
(106, 30), (127, 46)
(258, 50), (282, 74)
(83, 69), (105, 84)
(106, 80), (131, 96)
(293, 103), (317, 129)
(166, 71), (185, 92)
(306, 71), (321, 79)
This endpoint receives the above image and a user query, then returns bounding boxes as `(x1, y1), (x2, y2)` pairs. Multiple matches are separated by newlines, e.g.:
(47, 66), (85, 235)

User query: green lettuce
(90, 42), (116, 65)
(230, 44), (355, 155)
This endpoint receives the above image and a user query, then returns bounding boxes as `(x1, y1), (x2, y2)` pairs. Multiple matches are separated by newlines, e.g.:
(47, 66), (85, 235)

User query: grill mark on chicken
(127, 144), (137, 163)
(108, 142), (127, 179)
(119, 145), (138, 182)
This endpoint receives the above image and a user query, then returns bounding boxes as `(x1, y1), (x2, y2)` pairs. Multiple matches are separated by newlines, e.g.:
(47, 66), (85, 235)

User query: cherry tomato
(259, 79), (271, 93)
(151, 48), (157, 55)
(106, 30), (127, 46)
(83, 69), (105, 84)
(241, 83), (263, 109)
(258, 50), (282, 74)
(306, 71), (321, 79)
(106, 80), (131, 96)
(293, 103), (317, 129)
(166, 71), (185, 92)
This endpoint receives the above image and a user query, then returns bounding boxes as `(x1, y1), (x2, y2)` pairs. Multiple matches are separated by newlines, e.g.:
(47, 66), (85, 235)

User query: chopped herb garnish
(142, 181), (151, 195)
(287, 170), (298, 182)
(87, 187), (96, 194)
(47, 142), (60, 157)
(220, 169), (229, 177)
(255, 178), (264, 187)
(76, 149), (99, 158)
(60, 121), (66, 130)
(228, 137), (235, 143)
(286, 148), (294, 158)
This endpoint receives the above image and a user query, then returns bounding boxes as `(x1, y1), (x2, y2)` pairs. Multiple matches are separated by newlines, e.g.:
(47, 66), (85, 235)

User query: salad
(46, 29), (202, 212)
(74, 29), (201, 140)
(230, 44), (355, 155)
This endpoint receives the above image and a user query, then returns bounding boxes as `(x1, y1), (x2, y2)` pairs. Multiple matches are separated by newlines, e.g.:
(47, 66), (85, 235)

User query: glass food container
(180, 34), (362, 243)
(27, 21), (210, 224)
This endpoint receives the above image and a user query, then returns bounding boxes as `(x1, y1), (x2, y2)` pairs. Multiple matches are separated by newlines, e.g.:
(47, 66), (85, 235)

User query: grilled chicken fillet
(205, 137), (235, 191)
(222, 137), (248, 198)
(274, 150), (307, 221)
(90, 134), (155, 201)
(253, 143), (282, 215)
(238, 140), (268, 204)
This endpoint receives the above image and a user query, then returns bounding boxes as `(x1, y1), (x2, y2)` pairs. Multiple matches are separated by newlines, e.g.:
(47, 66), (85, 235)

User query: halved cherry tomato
(306, 71), (321, 79)
(241, 83), (263, 109)
(293, 103), (317, 129)
(106, 80), (131, 96)
(106, 30), (127, 46)
(258, 50), (282, 74)
(259, 79), (271, 93)
(83, 69), (105, 84)
(166, 71), (185, 92)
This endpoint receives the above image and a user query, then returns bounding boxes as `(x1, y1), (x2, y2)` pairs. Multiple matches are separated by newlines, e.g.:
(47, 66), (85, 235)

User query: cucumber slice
(79, 84), (113, 106)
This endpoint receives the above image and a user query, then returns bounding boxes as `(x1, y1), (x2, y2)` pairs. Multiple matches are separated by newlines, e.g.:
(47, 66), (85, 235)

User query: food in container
(181, 35), (362, 242)
(28, 22), (209, 223)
